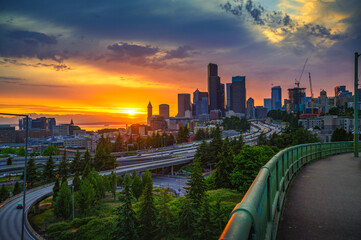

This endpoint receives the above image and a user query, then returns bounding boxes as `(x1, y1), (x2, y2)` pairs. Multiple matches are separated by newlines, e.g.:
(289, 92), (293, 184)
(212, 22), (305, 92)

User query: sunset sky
(0, 0), (360, 124)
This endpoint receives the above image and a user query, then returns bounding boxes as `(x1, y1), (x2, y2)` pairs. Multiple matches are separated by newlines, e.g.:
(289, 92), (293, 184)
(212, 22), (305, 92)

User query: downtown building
(207, 63), (224, 114)
(193, 89), (208, 120)
(230, 76), (246, 115)
(246, 97), (255, 119)
(178, 93), (191, 117)
(271, 86), (282, 110)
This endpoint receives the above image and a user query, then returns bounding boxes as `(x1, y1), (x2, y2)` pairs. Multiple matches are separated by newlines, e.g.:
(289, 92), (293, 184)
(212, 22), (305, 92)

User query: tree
(76, 178), (96, 216)
(112, 173), (138, 240)
(157, 188), (172, 239)
(185, 158), (206, 209)
(131, 174), (143, 201)
(214, 141), (234, 189)
(194, 140), (210, 167)
(229, 135), (244, 154)
(196, 199), (213, 239)
(179, 198), (197, 238)
(221, 116), (250, 132)
(257, 132), (268, 145)
(87, 170), (105, 202)
(231, 145), (276, 192)
(42, 145), (59, 156)
(209, 126), (223, 164)
(59, 151), (68, 178)
(139, 170), (157, 239)
(177, 126), (190, 143)
(331, 128), (353, 142)
(113, 134), (123, 152)
(42, 155), (55, 182)
(13, 181), (21, 195)
(54, 183), (72, 219)
(81, 150), (91, 172)
(94, 136), (116, 171)
(6, 157), (12, 165)
(70, 150), (82, 174)
(53, 178), (60, 202)
(82, 162), (90, 178)
(0, 185), (9, 202)
(109, 171), (117, 200)
(213, 200), (226, 234)
(72, 172), (81, 191)
(26, 156), (38, 186)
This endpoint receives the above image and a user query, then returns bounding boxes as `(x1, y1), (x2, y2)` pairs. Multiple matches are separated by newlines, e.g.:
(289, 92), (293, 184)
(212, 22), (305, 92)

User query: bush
(46, 222), (70, 233)
(76, 217), (116, 240)
(70, 216), (96, 228)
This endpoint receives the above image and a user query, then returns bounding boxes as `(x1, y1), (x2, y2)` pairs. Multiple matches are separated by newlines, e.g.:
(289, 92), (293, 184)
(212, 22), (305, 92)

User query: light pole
(354, 52), (360, 157)
(0, 113), (29, 240)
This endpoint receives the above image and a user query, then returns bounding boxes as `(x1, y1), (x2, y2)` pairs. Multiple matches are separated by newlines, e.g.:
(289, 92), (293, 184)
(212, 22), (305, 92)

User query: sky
(0, 0), (360, 124)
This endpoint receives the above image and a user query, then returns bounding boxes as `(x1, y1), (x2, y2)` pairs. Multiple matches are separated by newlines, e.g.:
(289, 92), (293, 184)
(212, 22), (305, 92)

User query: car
(16, 203), (23, 209)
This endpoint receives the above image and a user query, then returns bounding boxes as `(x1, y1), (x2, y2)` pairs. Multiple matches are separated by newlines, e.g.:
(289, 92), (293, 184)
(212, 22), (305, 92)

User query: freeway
(0, 121), (279, 240)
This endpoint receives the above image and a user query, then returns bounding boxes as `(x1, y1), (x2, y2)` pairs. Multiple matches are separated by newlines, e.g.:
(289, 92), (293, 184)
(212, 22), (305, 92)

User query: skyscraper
(147, 101), (152, 125)
(230, 76), (246, 114)
(246, 97), (255, 119)
(207, 63), (224, 112)
(271, 86), (282, 110)
(178, 93), (191, 117)
(159, 104), (170, 119)
(226, 83), (232, 109)
(264, 98), (272, 112)
(193, 89), (208, 119)
(220, 83), (225, 114)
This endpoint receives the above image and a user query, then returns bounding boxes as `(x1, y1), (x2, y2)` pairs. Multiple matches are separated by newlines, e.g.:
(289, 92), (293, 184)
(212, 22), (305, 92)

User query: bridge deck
(278, 153), (361, 240)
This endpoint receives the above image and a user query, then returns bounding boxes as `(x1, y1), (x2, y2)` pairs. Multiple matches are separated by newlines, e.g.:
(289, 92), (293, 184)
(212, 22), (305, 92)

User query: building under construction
(288, 87), (306, 113)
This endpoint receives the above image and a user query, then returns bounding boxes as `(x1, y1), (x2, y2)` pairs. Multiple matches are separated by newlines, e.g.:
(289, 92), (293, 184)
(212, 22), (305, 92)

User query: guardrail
(219, 141), (354, 240)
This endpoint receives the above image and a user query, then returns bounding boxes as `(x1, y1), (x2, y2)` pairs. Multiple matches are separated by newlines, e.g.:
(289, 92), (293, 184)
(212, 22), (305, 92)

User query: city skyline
(0, 0), (360, 123)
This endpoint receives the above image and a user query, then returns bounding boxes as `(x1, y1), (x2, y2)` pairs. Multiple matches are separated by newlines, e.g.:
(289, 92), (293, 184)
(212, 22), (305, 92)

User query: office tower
(207, 63), (223, 111)
(147, 101), (152, 125)
(193, 89), (208, 119)
(159, 104), (170, 119)
(288, 87), (306, 113)
(230, 76), (246, 114)
(247, 97), (255, 119)
(264, 98), (272, 112)
(335, 86), (346, 97)
(226, 83), (232, 109)
(271, 86), (282, 110)
(178, 93), (191, 117)
(220, 83), (225, 113)
(255, 106), (267, 119)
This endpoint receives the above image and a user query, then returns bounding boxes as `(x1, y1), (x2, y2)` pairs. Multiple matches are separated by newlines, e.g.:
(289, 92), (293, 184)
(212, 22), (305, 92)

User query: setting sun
(126, 109), (137, 115)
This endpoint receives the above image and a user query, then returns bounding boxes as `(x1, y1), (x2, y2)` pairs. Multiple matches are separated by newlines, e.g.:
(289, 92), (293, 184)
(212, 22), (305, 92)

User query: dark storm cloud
(0, 58), (71, 71)
(107, 42), (159, 58)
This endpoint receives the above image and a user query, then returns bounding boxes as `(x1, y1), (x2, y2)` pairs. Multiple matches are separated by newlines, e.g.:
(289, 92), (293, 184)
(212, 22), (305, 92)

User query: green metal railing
(219, 141), (354, 240)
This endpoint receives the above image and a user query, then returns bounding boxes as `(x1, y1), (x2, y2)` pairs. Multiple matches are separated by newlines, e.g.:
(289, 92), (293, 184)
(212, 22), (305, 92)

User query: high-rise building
(335, 86), (346, 97)
(159, 104), (169, 119)
(230, 76), (246, 114)
(255, 106), (268, 119)
(147, 101), (152, 125)
(226, 83), (232, 109)
(264, 98), (272, 112)
(288, 87), (306, 113)
(207, 63), (223, 112)
(271, 86), (282, 110)
(220, 83), (225, 113)
(193, 89), (208, 119)
(178, 93), (191, 117)
(19, 117), (56, 132)
(246, 97), (255, 119)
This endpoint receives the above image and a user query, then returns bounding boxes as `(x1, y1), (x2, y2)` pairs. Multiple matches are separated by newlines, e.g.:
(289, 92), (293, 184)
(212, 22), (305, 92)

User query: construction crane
(295, 58), (308, 88)
(309, 72), (314, 114)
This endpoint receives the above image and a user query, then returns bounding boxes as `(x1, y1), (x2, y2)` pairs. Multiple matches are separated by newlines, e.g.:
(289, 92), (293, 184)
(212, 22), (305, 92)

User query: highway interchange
(0, 121), (284, 240)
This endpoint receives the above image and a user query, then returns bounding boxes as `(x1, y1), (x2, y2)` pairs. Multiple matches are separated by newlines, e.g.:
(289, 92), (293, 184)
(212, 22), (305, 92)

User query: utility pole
(355, 52), (360, 157)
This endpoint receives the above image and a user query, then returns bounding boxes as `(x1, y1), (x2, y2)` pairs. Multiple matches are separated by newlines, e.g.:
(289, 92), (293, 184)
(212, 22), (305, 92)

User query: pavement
(277, 153), (361, 240)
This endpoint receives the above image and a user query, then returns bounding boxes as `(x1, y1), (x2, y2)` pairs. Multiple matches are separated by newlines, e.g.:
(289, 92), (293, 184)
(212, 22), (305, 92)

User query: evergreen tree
(257, 132), (268, 145)
(194, 140), (210, 167)
(179, 198), (197, 238)
(71, 150), (82, 174)
(76, 178), (96, 216)
(81, 150), (91, 172)
(87, 170), (105, 202)
(139, 170), (157, 239)
(53, 178), (60, 202)
(213, 200), (226, 234)
(131, 174), (143, 201)
(109, 171), (117, 200)
(42, 155), (55, 182)
(82, 162), (90, 178)
(61, 175), (68, 186)
(13, 181), (21, 195)
(94, 136), (116, 171)
(0, 185), (9, 201)
(42, 145), (59, 156)
(196, 198), (213, 239)
(185, 158), (206, 209)
(157, 188), (172, 239)
(112, 173), (138, 240)
(72, 172), (81, 191)
(59, 151), (68, 178)
(230, 135), (244, 154)
(113, 134), (123, 152)
(6, 157), (12, 165)
(54, 183), (72, 219)
(209, 126), (223, 164)
(214, 141), (234, 189)
(26, 156), (38, 186)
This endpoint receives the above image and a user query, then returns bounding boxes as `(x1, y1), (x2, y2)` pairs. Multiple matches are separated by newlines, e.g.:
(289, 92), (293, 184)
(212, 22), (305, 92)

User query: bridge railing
(219, 141), (353, 240)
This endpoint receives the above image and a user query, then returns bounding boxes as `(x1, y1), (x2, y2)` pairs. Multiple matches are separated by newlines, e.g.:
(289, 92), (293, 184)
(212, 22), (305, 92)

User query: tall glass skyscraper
(230, 76), (246, 114)
(207, 63), (224, 112)
(271, 86), (282, 110)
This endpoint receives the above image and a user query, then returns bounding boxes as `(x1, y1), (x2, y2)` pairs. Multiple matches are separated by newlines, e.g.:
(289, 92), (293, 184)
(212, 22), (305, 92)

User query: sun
(126, 109), (137, 115)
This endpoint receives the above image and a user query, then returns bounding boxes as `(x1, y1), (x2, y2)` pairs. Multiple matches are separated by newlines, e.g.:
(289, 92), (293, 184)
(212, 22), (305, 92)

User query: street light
(0, 113), (29, 240)
(354, 52), (361, 157)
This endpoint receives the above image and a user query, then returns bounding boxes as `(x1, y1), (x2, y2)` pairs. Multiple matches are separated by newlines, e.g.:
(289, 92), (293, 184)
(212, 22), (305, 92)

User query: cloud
(107, 42), (159, 59)
(0, 58), (71, 71)
(162, 46), (194, 60)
